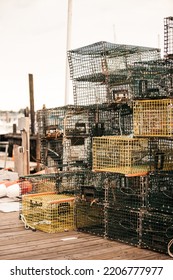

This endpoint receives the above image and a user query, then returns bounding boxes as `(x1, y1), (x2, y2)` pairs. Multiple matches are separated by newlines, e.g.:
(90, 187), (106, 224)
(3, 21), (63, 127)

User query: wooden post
(16, 117), (30, 176)
(28, 73), (35, 135)
(36, 133), (41, 172)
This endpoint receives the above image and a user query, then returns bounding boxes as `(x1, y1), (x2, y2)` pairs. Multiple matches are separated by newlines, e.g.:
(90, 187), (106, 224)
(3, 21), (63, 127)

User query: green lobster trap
(21, 192), (75, 233)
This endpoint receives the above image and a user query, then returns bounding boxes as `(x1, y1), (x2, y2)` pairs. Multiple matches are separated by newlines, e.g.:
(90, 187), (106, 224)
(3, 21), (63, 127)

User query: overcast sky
(0, 0), (173, 111)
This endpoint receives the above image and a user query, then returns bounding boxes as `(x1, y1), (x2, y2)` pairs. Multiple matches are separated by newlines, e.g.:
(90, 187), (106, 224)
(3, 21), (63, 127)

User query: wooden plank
(0, 211), (172, 260)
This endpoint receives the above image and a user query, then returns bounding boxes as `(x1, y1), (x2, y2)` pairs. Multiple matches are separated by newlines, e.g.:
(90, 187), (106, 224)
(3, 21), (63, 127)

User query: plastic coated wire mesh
(164, 17), (173, 59)
(75, 200), (105, 237)
(40, 138), (63, 170)
(20, 174), (58, 195)
(141, 211), (173, 254)
(62, 137), (92, 171)
(92, 136), (149, 175)
(90, 103), (133, 136)
(72, 81), (132, 105)
(37, 105), (95, 138)
(106, 174), (148, 210)
(105, 207), (141, 246)
(132, 59), (173, 99)
(68, 41), (160, 81)
(22, 193), (75, 233)
(149, 138), (173, 172)
(133, 98), (173, 137)
(148, 172), (173, 214)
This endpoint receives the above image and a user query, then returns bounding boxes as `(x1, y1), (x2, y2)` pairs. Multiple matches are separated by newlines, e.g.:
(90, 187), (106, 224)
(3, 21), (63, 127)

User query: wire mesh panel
(132, 59), (173, 98)
(91, 103), (133, 136)
(73, 81), (132, 105)
(20, 174), (58, 195)
(92, 136), (149, 175)
(141, 211), (173, 255)
(21, 193), (75, 233)
(63, 137), (92, 171)
(106, 174), (148, 210)
(105, 207), (141, 246)
(133, 99), (173, 137)
(149, 138), (173, 171)
(55, 171), (85, 195)
(76, 199), (105, 236)
(68, 41), (160, 81)
(164, 16), (173, 59)
(38, 105), (95, 138)
(148, 172), (173, 213)
(40, 138), (63, 170)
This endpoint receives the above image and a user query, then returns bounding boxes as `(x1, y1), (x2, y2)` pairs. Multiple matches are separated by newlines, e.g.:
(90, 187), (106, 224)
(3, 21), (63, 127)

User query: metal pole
(28, 73), (35, 135)
(65, 0), (73, 105)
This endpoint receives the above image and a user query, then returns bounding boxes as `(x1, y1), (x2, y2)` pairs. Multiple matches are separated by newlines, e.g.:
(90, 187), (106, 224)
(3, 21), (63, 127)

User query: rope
(20, 214), (36, 231)
(168, 239), (173, 258)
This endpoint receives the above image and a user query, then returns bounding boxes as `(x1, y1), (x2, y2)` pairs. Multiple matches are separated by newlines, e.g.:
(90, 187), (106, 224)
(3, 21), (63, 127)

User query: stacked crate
(19, 171), (86, 232)
(68, 41), (160, 105)
(21, 29), (173, 256)
(37, 105), (95, 171)
(132, 43), (173, 254)
(67, 41), (161, 244)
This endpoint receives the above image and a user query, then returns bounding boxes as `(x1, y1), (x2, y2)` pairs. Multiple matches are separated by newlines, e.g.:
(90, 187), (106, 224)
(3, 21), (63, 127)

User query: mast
(65, 0), (73, 105)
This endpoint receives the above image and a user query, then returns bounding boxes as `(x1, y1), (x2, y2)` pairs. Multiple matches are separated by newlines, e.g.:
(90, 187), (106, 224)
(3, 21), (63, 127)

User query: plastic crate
(21, 192), (75, 233)
(133, 99), (173, 137)
(92, 136), (149, 175)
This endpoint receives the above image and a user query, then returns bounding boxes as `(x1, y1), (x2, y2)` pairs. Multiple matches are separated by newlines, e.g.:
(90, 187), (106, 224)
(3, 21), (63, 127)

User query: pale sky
(0, 0), (173, 111)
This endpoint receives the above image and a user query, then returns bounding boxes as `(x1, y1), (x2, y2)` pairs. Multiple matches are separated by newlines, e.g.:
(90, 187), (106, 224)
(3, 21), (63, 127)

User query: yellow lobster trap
(21, 192), (75, 233)
(92, 136), (149, 175)
(133, 99), (173, 137)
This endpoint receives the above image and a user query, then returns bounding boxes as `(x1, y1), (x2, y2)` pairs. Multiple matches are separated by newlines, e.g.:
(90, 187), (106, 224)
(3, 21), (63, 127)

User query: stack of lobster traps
(19, 17), (173, 257)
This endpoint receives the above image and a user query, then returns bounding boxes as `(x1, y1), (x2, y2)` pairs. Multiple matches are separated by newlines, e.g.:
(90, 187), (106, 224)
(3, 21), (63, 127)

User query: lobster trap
(37, 105), (95, 138)
(149, 138), (173, 171)
(132, 59), (173, 99)
(105, 207), (141, 246)
(141, 211), (173, 255)
(133, 98), (173, 137)
(91, 103), (133, 136)
(148, 172), (173, 214)
(75, 199), (105, 237)
(72, 81), (132, 105)
(68, 41), (160, 82)
(40, 137), (63, 170)
(62, 136), (92, 171)
(105, 173), (148, 210)
(20, 173), (58, 195)
(92, 136), (149, 175)
(21, 192), (75, 233)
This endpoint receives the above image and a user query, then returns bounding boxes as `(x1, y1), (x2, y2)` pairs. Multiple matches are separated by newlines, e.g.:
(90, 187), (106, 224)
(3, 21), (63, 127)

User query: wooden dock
(0, 211), (171, 260)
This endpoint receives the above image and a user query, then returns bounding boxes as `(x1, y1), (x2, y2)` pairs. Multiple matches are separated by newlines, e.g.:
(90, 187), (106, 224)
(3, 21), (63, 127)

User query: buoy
(0, 180), (32, 198)
(0, 182), (7, 197)
(6, 183), (20, 198)
(20, 180), (32, 194)
(0, 180), (18, 197)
